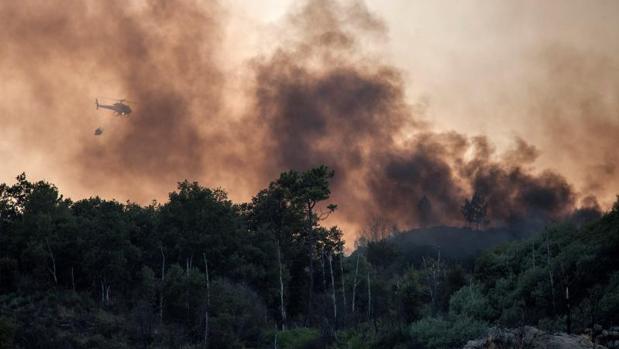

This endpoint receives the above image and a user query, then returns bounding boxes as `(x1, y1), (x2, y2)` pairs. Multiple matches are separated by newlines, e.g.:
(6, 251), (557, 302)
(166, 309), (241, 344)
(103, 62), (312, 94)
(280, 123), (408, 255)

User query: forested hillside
(0, 168), (617, 348)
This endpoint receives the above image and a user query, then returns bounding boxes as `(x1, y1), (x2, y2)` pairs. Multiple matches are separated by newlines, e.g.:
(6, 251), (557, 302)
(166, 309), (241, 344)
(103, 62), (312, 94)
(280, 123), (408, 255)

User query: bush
(448, 284), (493, 321)
(410, 315), (488, 349)
(370, 328), (420, 349)
(329, 329), (371, 349)
(276, 328), (320, 349)
(208, 279), (269, 348)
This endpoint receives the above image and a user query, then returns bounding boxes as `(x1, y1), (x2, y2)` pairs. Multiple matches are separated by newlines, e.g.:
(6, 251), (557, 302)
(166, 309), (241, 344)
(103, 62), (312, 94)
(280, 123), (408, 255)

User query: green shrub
(410, 315), (488, 349)
(329, 329), (371, 349)
(276, 328), (321, 349)
(448, 284), (493, 321)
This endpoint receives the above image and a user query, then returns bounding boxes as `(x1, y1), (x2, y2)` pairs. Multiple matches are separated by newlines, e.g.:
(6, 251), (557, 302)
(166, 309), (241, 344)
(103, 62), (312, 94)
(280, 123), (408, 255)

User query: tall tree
(461, 192), (489, 229)
(270, 166), (337, 323)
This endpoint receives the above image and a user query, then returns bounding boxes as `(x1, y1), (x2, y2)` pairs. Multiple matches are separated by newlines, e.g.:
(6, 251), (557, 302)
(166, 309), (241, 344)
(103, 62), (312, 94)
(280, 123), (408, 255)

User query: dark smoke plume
(1, 0), (612, 242)
(250, 0), (583, 232)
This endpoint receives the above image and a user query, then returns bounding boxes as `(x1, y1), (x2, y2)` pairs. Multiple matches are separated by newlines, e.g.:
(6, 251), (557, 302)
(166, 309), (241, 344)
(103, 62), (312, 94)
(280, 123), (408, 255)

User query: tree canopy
(0, 169), (617, 348)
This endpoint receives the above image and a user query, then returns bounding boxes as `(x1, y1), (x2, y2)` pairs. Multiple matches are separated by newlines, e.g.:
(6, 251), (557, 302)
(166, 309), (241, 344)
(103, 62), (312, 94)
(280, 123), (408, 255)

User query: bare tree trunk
(422, 257), (433, 311)
(71, 266), (76, 292)
(203, 253), (210, 306)
(204, 309), (209, 348)
(186, 256), (193, 275)
(320, 250), (327, 291)
(307, 256), (314, 324)
(422, 249), (442, 316)
(203, 253), (210, 348)
(532, 240), (536, 272)
(100, 280), (110, 305)
(566, 286), (571, 334)
(352, 253), (360, 313)
(328, 253), (337, 325)
(159, 290), (164, 323)
(436, 249), (441, 315)
(339, 254), (347, 314)
(305, 202), (316, 324)
(160, 247), (166, 323)
(545, 232), (556, 314)
(277, 241), (287, 330)
(367, 270), (371, 322)
(45, 238), (58, 285)
(160, 247), (166, 280)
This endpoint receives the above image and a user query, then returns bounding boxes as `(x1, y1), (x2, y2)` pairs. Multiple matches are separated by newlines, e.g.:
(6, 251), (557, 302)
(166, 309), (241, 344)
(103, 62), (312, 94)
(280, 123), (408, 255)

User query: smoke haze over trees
(2, 1), (619, 347)
(0, 171), (618, 348)
(1, 0), (618, 241)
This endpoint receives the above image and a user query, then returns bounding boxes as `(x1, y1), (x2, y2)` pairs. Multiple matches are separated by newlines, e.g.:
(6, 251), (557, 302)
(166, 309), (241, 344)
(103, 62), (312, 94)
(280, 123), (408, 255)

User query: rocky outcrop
(463, 326), (606, 349)
(595, 327), (619, 349)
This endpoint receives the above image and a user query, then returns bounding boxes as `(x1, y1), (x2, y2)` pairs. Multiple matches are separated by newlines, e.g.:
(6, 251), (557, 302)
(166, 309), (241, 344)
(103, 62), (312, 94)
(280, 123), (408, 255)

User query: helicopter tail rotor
(96, 99), (99, 110)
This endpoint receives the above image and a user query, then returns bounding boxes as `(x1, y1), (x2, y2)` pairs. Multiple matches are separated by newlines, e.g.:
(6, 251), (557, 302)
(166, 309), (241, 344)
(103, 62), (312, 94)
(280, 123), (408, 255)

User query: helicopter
(96, 98), (134, 116)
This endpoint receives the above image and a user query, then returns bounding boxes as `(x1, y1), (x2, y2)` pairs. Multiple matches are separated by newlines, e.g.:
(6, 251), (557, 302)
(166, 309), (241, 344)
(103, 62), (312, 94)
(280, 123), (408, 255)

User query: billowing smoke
(1, 0), (232, 199)
(1, 0), (615, 242)
(249, 0), (581, 231)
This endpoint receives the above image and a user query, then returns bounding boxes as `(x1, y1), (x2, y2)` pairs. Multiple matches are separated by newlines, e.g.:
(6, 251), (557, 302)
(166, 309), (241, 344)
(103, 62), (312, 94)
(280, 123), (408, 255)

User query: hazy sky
(224, 0), (619, 205)
(225, 0), (618, 147)
(1, 0), (618, 242)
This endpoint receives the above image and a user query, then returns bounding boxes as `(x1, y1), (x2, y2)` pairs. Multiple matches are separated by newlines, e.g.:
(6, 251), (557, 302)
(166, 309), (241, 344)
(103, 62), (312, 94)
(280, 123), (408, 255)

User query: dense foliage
(0, 169), (617, 348)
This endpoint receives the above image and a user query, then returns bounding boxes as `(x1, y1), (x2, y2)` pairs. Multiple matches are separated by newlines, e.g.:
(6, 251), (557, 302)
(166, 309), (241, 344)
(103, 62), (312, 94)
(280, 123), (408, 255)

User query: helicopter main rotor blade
(98, 97), (137, 104)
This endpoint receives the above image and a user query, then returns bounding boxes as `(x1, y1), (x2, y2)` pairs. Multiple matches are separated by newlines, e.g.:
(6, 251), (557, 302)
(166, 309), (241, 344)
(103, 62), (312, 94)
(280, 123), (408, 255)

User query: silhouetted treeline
(0, 169), (618, 348)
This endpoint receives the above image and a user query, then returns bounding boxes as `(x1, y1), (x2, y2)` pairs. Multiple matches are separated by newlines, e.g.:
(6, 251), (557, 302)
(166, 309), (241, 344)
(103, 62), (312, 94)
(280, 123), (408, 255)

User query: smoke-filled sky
(2, 0), (618, 243)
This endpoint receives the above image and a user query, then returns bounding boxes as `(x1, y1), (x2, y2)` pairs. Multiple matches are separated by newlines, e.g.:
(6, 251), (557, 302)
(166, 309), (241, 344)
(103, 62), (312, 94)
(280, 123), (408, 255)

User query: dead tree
(367, 270), (372, 322)
(558, 260), (575, 334)
(422, 249), (443, 315)
(203, 253), (211, 347)
(328, 253), (337, 324)
(204, 309), (209, 348)
(100, 280), (105, 304)
(160, 246), (166, 322)
(305, 203), (316, 323)
(203, 253), (210, 306)
(186, 255), (193, 274)
(339, 254), (347, 313)
(277, 241), (287, 330)
(545, 231), (556, 314)
(351, 253), (360, 313)
(100, 279), (111, 305)
(160, 247), (166, 281)
(45, 238), (57, 285)
(303, 196), (337, 324)
(320, 249), (327, 291)
(71, 266), (76, 292)
(566, 285), (571, 334)
(532, 240), (536, 273)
